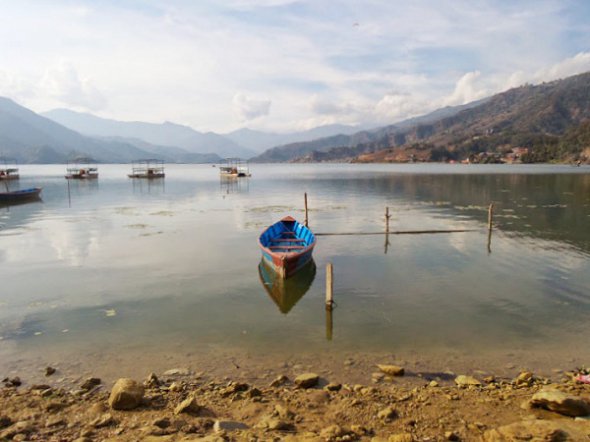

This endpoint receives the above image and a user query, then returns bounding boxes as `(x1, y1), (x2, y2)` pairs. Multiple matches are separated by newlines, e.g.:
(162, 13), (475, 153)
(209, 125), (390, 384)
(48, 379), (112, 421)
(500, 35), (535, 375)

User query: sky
(0, 0), (589, 133)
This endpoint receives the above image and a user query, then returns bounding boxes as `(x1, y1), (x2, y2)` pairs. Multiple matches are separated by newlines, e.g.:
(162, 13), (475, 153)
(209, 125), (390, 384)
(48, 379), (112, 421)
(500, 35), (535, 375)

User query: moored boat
(0, 158), (20, 180)
(0, 187), (42, 203)
(128, 159), (165, 178)
(65, 158), (98, 179)
(258, 216), (316, 278)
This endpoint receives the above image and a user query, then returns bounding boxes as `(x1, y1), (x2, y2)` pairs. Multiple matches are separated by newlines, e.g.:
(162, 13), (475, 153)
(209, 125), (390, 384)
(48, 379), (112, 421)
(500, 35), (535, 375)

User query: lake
(1, 163), (589, 383)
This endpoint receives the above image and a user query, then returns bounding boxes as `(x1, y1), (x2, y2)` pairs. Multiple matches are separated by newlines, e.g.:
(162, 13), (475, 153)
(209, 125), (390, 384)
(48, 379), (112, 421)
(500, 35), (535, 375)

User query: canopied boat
(258, 216), (316, 278)
(128, 159), (165, 178)
(219, 158), (251, 178)
(65, 159), (98, 179)
(0, 158), (19, 180)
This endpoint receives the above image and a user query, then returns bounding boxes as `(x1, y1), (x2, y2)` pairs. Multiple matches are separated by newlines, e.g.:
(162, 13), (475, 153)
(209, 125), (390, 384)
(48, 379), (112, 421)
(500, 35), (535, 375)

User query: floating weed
(248, 205), (297, 213)
(114, 207), (139, 216)
(140, 231), (163, 237)
(103, 309), (117, 317)
(125, 223), (149, 229)
(244, 221), (267, 229)
(150, 210), (175, 216)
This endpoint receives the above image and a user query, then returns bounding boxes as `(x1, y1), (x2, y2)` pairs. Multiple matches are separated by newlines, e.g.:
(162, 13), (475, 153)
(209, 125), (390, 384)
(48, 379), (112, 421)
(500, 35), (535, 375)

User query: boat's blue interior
(260, 218), (315, 252)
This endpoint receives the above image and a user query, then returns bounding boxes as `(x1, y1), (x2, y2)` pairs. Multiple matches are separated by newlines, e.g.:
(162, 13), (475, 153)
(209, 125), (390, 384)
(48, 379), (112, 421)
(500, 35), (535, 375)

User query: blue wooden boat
(0, 187), (42, 204)
(258, 216), (316, 278)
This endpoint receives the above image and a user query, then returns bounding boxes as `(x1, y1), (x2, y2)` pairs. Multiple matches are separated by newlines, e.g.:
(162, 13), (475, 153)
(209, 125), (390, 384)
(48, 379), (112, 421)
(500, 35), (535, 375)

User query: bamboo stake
(385, 206), (391, 233)
(304, 192), (309, 227)
(488, 202), (494, 231)
(325, 262), (333, 310)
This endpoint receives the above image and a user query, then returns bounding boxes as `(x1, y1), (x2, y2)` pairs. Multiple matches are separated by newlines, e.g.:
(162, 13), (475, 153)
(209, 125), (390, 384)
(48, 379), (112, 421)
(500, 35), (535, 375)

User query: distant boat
(0, 158), (19, 180)
(258, 258), (316, 314)
(258, 216), (316, 278)
(128, 159), (165, 179)
(0, 187), (42, 204)
(65, 159), (98, 180)
(219, 158), (251, 178)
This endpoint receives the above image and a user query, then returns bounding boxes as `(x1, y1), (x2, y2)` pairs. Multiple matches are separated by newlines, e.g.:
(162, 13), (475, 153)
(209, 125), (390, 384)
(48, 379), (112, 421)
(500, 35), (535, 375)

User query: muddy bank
(2, 363), (590, 441)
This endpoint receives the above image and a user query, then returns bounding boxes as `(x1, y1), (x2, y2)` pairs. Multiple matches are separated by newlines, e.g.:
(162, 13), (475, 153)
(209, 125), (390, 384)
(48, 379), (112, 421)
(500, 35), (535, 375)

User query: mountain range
(2, 70), (589, 164)
(251, 71), (590, 163)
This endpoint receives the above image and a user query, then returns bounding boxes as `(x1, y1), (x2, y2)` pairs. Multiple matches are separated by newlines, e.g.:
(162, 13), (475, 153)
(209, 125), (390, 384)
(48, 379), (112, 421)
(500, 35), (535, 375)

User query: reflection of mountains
(312, 172), (590, 253)
(258, 259), (316, 314)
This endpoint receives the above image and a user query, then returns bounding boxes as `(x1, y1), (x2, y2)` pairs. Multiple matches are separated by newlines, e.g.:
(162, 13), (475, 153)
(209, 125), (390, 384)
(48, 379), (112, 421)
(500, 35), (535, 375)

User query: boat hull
(258, 216), (316, 279)
(0, 187), (42, 203)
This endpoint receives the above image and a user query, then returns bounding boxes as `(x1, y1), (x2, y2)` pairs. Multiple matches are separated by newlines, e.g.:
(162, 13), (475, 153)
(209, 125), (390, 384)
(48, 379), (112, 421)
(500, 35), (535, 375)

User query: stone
(320, 424), (348, 439)
(145, 373), (160, 387)
(80, 377), (101, 391)
(294, 373), (319, 388)
(0, 416), (13, 429)
(445, 430), (460, 440)
(378, 406), (397, 421)
(108, 378), (144, 410)
(163, 368), (191, 376)
(174, 396), (201, 415)
(274, 404), (295, 420)
(257, 415), (292, 431)
(213, 420), (249, 432)
(454, 375), (481, 387)
(45, 366), (56, 376)
(169, 382), (184, 392)
(45, 416), (66, 427)
(270, 375), (289, 387)
(483, 418), (590, 441)
(153, 417), (171, 429)
(91, 413), (115, 428)
(325, 382), (342, 391)
(514, 371), (534, 387)
(530, 388), (590, 417)
(377, 364), (405, 376)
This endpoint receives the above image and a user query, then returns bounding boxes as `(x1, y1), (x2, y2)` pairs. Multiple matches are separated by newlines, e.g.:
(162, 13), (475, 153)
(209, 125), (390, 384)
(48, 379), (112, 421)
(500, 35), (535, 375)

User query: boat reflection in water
(258, 259), (316, 314)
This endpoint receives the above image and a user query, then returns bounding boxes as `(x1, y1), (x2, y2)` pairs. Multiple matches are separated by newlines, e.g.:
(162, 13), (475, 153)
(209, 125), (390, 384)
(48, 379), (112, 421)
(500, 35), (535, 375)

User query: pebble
(454, 375), (481, 387)
(45, 367), (56, 376)
(174, 396), (201, 415)
(377, 364), (405, 377)
(377, 406), (397, 421)
(213, 420), (249, 432)
(80, 377), (101, 391)
(163, 368), (191, 376)
(108, 378), (144, 410)
(294, 373), (319, 389)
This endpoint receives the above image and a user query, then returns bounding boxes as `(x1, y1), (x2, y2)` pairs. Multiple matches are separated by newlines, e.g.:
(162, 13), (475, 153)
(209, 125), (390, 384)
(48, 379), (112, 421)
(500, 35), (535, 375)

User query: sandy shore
(2, 360), (590, 441)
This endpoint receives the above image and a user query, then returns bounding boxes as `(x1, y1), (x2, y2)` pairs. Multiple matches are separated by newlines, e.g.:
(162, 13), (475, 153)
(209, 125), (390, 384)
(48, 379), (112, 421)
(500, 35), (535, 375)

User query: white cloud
(442, 71), (489, 106)
(232, 93), (271, 121)
(533, 52), (590, 83)
(40, 61), (106, 111)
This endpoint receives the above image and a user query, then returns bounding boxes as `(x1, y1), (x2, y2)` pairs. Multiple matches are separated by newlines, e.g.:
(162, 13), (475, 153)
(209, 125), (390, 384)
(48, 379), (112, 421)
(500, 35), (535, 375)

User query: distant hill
(0, 97), (150, 163)
(0, 98), (220, 163)
(224, 124), (366, 152)
(251, 100), (487, 162)
(43, 109), (255, 159)
(252, 72), (590, 163)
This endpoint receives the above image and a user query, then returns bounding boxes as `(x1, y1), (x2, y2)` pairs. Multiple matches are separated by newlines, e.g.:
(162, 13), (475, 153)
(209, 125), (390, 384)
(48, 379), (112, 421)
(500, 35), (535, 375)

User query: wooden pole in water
(303, 192), (309, 227)
(385, 206), (391, 233)
(326, 308), (333, 341)
(487, 202), (494, 254)
(325, 262), (333, 310)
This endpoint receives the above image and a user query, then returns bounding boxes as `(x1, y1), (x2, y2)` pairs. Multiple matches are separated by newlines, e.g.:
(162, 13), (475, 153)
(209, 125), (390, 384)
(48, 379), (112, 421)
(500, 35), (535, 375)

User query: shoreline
(2, 360), (590, 441)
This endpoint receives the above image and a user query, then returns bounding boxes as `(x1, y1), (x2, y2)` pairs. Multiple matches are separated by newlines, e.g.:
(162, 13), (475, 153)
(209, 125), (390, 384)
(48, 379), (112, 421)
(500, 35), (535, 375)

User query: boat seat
(269, 245), (305, 250)
(271, 238), (306, 242)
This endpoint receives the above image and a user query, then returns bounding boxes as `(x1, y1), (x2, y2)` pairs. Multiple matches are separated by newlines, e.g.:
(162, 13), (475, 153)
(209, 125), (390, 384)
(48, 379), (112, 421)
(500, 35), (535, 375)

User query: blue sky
(0, 0), (589, 132)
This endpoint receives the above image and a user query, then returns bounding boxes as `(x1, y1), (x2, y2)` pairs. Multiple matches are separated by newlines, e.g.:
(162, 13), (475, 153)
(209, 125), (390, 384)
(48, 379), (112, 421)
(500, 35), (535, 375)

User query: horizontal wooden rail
(315, 229), (476, 236)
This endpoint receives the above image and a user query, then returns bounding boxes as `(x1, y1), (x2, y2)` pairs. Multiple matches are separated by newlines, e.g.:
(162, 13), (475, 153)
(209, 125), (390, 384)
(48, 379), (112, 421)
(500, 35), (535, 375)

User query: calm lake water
(1, 163), (589, 380)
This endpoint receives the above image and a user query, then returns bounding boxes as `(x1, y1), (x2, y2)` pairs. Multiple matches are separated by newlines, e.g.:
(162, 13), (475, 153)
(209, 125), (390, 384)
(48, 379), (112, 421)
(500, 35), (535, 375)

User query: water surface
(1, 164), (589, 381)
